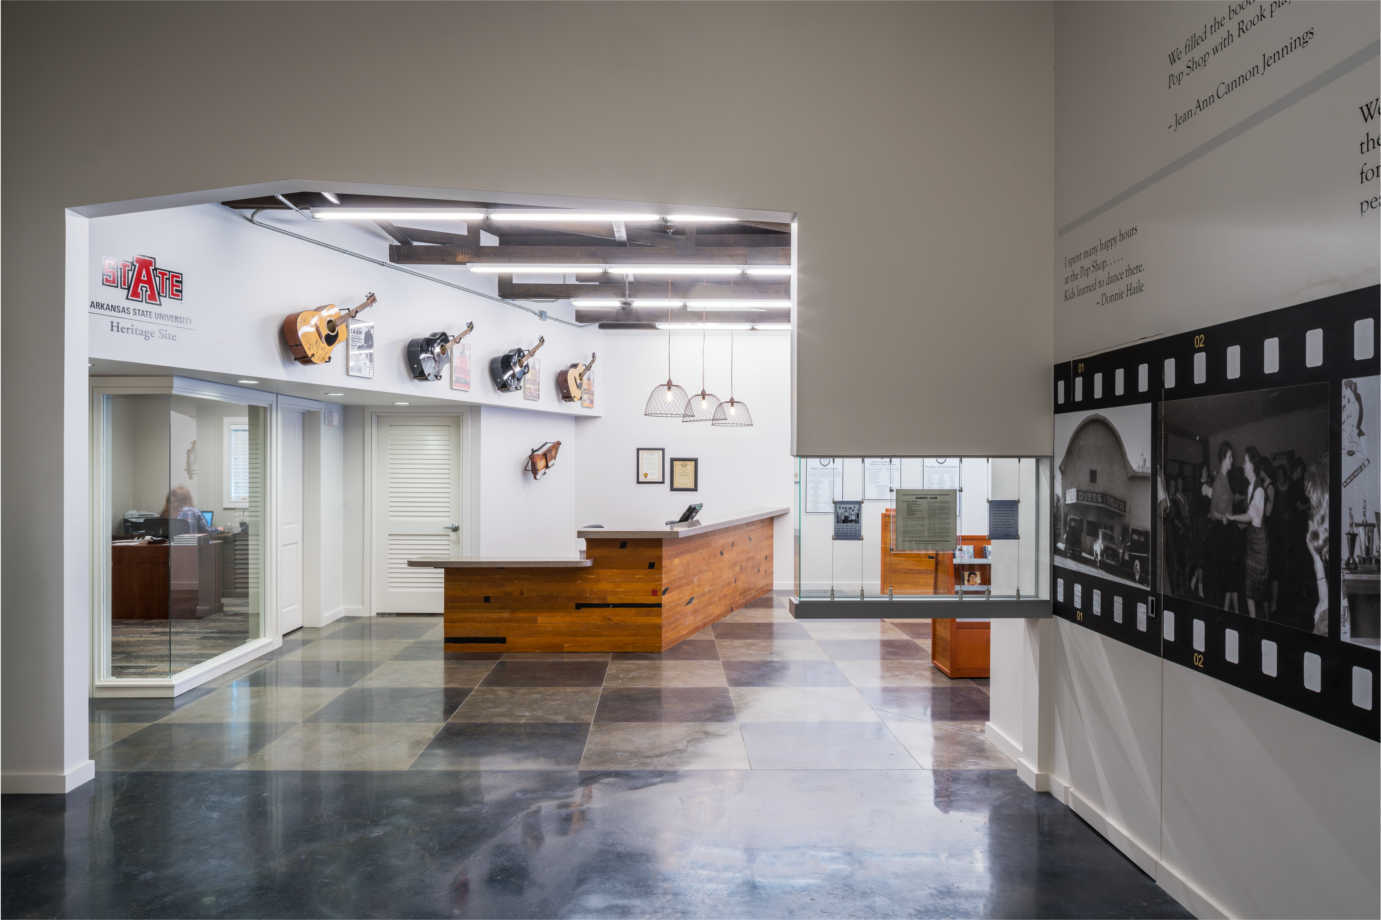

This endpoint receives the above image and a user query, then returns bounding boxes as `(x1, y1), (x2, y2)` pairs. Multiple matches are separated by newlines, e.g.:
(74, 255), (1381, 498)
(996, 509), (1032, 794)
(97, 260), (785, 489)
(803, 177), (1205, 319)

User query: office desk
(112, 538), (225, 619)
(410, 507), (787, 653)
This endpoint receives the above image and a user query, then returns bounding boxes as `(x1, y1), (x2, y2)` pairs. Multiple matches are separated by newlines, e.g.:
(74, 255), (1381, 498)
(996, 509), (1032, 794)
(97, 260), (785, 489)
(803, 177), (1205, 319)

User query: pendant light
(643, 299), (688, 417)
(681, 323), (721, 422)
(712, 332), (754, 427)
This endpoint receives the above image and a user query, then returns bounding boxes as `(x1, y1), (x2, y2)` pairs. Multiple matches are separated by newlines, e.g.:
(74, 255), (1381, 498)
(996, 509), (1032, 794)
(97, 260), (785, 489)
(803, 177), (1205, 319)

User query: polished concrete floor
(4, 599), (1190, 918)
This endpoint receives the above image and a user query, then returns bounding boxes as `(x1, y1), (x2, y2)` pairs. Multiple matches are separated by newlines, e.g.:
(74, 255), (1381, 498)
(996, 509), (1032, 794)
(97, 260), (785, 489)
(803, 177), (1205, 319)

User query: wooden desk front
(413, 510), (782, 653)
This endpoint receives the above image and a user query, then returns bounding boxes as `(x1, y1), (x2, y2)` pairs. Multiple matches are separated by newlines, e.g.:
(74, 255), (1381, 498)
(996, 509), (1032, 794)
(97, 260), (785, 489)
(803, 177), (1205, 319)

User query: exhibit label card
(450, 341), (471, 391)
(894, 489), (958, 552)
(347, 321), (375, 379)
(522, 359), (540, 401)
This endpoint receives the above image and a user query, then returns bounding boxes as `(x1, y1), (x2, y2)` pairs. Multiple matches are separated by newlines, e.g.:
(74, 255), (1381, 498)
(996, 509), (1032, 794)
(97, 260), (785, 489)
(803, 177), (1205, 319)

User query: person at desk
(161, 485), (209, 535)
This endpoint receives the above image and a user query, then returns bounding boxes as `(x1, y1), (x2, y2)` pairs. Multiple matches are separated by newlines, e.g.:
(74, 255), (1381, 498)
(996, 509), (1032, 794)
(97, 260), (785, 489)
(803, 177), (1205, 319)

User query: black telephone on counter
(669, 503), (703, 526)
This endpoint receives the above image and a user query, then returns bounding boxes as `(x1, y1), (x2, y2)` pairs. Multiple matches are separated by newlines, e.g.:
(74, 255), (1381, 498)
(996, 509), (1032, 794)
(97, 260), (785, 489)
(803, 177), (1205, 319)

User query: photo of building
(1054, 404), (1153, 589)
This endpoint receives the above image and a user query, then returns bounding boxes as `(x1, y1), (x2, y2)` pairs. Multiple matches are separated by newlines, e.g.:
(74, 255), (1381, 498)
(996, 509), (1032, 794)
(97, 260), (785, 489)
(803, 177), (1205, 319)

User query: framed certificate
(636, 447), (664, 484)
(670, 457), (698, 491)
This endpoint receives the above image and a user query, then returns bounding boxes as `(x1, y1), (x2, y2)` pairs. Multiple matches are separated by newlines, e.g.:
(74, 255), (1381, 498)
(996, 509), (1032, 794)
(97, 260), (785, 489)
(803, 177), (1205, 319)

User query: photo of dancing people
(1160, 383), (1330, 635)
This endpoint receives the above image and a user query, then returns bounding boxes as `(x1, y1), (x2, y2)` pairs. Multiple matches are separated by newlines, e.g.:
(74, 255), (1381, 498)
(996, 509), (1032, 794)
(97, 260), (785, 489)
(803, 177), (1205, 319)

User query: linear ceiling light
(752, 323), (792, 331)
(487, 210), (661, 222)
(665, 214), (741, 223)
(570, 297), (790, 310)
(320, 191), (340, 205)
(656, 322), (754, 331)
(313, 208), (485, 221)
(744, 267), (793, 277)
(469, 264), (784, 277)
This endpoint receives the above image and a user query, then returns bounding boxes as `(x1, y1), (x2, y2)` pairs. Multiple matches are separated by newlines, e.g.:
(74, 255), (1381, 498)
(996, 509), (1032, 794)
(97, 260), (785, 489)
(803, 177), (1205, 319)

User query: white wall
(1043, 3), (1380, 917)
(3, 1), (1054, 792)
(572, 330), (794, 587)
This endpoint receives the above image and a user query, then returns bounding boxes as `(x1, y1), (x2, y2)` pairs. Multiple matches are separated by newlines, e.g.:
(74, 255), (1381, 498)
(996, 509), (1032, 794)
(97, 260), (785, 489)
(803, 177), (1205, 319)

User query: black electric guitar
(489, 336), (545, 392)
(557, 352), (596, 402)
(405, 322), (474, 381)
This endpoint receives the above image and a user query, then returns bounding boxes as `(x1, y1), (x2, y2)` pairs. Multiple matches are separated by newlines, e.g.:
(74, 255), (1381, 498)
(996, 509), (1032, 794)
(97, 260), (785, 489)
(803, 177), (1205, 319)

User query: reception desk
(410, 507), (787, 653)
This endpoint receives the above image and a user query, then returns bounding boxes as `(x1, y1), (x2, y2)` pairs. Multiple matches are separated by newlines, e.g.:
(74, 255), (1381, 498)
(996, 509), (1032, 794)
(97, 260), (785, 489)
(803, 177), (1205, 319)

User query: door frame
(276, 395), (325, 634)
(88, 375), (280, 697)
(361, 406), (475, 617)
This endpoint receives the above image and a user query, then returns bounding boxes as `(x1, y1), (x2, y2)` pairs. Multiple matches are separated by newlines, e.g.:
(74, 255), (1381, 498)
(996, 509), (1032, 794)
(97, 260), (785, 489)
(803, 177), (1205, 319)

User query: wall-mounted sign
(101, 255), (184, 304)
(1064, 488), (1127, 514)
(989, 499), (1020, 540)
(894, 489), (958, 552)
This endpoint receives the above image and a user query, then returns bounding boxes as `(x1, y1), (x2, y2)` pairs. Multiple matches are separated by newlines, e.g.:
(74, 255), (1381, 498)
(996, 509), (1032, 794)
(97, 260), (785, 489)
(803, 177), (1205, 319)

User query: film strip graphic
(1053, 285), (1380, 741)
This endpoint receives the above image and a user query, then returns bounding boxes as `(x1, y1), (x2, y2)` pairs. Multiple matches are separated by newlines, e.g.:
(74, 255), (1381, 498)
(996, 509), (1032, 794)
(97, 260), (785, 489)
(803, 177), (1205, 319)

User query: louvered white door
(371, 415), (461, 613)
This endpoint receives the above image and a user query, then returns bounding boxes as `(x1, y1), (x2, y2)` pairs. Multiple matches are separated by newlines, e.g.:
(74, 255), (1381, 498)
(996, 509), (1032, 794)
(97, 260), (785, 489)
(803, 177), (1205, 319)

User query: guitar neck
(450, 322), (475, 345)
(341, 292), (377, 321)
(580, 353), (597, 381)
(518, 337), (546, 368)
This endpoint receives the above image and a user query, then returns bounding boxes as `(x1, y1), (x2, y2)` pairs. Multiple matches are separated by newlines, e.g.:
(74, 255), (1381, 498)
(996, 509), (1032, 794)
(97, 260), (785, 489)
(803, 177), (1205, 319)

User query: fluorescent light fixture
(313, 209), (485, 221)
(665, 214), (740, 223)
(606, 265), (747, 276)
(393, 401), (410, 406)
(236, 378), (260, 385)
(656, 322), (753, 331)
(320, 191), (340, 205)
(691, 299), (789, 310)
(487, 210), (661, 223)
(570, 297), (790, 310)
(752, 323), (792, 331)
(472, 264), (792, 277)
(469, 264), (610, 275)
(569, 298), (628, 307)
(325, 391), (346, 397)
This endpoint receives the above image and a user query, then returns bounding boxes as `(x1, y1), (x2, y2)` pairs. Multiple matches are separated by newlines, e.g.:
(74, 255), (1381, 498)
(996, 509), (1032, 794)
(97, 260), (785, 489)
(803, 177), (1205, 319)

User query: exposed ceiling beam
(389, 244), (790, 266)
(498, 278), (789, 301)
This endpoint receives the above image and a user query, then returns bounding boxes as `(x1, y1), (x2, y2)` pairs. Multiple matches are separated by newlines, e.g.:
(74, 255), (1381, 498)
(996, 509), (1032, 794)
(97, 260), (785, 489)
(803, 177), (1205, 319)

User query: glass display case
(792, 456), (1052, 616)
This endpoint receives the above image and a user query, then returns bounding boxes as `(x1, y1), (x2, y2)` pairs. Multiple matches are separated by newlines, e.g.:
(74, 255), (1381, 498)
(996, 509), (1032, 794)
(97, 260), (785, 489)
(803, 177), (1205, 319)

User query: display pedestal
(930, 618), (990, 678)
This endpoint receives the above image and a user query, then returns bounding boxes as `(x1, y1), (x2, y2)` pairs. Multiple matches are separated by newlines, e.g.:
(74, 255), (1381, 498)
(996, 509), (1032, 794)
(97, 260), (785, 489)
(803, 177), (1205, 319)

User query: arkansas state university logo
(101, 255), (184, 305)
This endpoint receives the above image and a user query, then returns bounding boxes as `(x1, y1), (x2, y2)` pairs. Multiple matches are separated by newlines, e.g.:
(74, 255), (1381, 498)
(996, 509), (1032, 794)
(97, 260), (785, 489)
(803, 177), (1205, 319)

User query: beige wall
(2, 1), (1055, 786)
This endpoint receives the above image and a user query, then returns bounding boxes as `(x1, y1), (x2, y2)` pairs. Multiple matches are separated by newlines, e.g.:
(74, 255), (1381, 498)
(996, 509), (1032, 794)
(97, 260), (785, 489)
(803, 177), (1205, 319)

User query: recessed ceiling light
(470, 264), (785, 277)
(325, 391), (345, 397)
(487, 211), (661, 223)
(665, 214), (740, 223)
(320, 191), (340, 205)
(393, 401), (410, 406)
(237, 379), (260, 385)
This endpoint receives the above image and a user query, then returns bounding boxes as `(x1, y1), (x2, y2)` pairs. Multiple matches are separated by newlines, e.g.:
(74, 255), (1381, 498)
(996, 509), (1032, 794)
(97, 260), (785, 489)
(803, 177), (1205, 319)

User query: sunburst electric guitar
(281, 292), (377, 365)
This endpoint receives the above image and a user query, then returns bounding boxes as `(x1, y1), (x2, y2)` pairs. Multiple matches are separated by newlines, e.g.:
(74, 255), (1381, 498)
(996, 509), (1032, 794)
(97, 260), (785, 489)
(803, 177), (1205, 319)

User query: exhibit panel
(1053, 287), (1380, 739)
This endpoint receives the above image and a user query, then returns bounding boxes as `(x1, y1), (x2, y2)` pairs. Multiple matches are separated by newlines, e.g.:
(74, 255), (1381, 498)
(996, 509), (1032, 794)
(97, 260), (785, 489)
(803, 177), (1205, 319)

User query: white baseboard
(1048, 774), (1227, 919)
(2, 758), (95, 794)
(92, 636), (279, 698)
(340, 605), (364, 619)
(305, 605), (348, 629)
(984, 721), (1049, 791)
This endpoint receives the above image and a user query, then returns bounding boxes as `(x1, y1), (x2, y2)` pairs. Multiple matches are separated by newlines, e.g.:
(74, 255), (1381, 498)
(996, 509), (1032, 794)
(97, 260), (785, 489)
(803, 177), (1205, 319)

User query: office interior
(3, 3), (1378, 919)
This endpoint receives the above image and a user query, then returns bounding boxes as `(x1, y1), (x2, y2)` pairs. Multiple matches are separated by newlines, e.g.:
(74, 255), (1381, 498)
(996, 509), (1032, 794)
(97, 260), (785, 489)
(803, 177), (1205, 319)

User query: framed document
(449, 340), (471, 392)
(636, 447), (664, 484)
(580, 373), (595, 409)
(804, 458), (842, 513)
(863, 458), (897, 501)
(670, 457), (698, 491)
(346, 322), (375, 379)
(894, 489), (958, 552)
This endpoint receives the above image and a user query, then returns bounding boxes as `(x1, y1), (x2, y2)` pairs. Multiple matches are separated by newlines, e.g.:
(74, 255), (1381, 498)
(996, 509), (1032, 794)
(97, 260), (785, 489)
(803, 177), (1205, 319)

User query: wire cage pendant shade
(711, 332), (753, 427)
(682, 327), (720, 422)
(644, 379), (689, 417)
(644, 304), (690, 417)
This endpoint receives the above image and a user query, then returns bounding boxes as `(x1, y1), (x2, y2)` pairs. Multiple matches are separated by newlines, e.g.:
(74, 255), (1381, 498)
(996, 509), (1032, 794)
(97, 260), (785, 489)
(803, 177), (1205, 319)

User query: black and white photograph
(1160, 383), (1330, 635)
(1342, 375), (1379, 649)
(1054, 403), (1153, 590)
(832, 499), (863, 541)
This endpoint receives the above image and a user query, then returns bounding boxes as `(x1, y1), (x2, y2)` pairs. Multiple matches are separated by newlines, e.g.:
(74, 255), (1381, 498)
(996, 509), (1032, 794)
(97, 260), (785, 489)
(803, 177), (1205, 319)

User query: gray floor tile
(739, 721), (918, 770)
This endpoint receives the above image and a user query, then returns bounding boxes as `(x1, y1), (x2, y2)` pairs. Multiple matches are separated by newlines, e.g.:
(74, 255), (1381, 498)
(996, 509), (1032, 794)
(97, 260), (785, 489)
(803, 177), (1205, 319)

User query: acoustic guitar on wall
(557, 352), (596, 402)
(489, 336), (545, 392)
(406, 322), (474, 381)
(281, 292), (377, 365)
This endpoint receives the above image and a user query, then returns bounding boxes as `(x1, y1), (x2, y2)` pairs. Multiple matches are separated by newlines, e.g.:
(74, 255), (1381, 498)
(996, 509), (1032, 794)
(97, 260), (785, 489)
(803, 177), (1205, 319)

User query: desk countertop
(577, 506), (789, 541)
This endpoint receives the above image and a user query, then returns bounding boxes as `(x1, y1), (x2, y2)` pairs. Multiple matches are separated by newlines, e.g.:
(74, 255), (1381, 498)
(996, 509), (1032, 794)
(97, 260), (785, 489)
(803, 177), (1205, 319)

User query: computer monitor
(201, 510), (214, 529)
